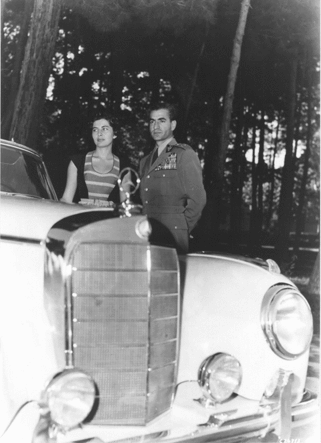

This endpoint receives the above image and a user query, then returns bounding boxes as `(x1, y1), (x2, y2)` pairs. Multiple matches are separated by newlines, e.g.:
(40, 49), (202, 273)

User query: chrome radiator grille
(69, 243), (179, 425)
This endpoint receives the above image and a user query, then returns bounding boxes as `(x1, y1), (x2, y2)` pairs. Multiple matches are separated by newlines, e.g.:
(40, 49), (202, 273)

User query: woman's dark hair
(148, 101), (178, 121)
(91, 112), (119, 132)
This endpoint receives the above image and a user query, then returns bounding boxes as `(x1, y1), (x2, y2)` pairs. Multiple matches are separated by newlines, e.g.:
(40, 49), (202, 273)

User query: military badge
(155, 153), (177, 171)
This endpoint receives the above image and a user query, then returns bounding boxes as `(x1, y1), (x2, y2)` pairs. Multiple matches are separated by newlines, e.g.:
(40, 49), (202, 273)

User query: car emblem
(117, 167), (142, 217)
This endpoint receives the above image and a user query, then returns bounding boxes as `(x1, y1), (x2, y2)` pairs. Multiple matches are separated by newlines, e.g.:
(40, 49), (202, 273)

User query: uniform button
(163, 174), (165, 177)
(145, 188), (148, 191)
(145, 200), (148, 204)
(147, 175), (150, 179)
(174, 226), (177, 229)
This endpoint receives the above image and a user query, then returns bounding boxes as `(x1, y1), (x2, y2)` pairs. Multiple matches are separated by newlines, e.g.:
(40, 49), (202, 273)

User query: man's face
(149, 109), (176, 142)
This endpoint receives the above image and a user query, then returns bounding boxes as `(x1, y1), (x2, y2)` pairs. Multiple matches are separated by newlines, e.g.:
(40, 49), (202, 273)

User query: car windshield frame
(0, 143), (58, 200)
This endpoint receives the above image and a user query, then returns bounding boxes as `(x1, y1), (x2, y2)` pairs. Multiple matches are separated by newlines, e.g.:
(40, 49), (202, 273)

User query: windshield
(0, 144), (56, 200)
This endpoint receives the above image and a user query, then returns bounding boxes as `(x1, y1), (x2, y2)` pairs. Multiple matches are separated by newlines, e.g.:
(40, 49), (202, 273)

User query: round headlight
(136, 218), (152, 240)
(44, 369), (96, 429)
(261, 285), (313, 359)
(198, 353), (242, 403)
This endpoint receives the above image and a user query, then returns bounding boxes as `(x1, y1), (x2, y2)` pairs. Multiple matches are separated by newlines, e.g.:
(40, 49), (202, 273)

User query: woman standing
(61, 113), (127, 204)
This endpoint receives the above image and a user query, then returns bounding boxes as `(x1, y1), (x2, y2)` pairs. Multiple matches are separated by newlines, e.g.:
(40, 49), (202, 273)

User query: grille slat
(74, 270), (148, 295)
(89, 371), (147, 394)
(75, 346), (148, 369)
(150, 318), (177, 343)
(150, 341), (177, 368)
(147, 387), (174, 422)
(149, 364), (176, 393)
(70, 243), (179, 425)
(74, 296), (148, 320)
(74, 244), (147, 270)
(74, 321), (148, 344)
(151, 295), (178, 319)
(150, 272), (178, 295)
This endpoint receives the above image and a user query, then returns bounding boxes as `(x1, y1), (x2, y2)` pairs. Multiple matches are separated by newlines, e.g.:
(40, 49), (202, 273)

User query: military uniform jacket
(139, 138), (206, 237)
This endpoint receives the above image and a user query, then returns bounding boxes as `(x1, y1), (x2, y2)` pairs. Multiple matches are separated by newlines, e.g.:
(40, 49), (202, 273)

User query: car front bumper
(57, 380), (319, 443)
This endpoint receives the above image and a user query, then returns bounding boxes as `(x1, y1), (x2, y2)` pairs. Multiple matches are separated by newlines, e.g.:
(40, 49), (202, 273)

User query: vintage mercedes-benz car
(0, 139), (318, 443)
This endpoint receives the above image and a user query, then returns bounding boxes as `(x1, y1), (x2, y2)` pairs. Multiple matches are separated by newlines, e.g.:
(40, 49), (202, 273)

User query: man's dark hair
(91, 112), (119, 131)
(148, 101), (178, 121)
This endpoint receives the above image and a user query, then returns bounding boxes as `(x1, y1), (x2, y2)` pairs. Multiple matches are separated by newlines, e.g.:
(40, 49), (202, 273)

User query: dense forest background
(1, 0), (320, 272)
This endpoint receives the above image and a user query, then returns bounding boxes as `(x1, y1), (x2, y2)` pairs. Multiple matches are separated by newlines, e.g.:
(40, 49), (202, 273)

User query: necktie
(152, 148), (158, 164)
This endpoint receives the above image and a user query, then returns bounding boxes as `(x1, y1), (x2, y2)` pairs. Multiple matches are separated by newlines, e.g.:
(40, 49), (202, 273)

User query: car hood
(188, 251), (278, 272)
(0, 194), (114, 241)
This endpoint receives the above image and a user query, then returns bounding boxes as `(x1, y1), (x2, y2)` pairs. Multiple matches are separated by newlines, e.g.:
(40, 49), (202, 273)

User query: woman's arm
(60, 161), (78, 203)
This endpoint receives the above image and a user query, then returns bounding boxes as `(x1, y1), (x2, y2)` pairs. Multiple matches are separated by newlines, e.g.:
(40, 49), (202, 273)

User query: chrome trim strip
(1, 138), (40, 156)
(0, 234), (44, 245)
(106, 409), (279, 443)
(291, 390), (319, 421)
(42, 162), (58, 200)
(65, 252), (76, 368)
(108, 431), (169, 443)
(174, 248), (181, 404)
(96, 390), (319, 443)
(146, 245), (152, 415)
(279, 372), (293, 440)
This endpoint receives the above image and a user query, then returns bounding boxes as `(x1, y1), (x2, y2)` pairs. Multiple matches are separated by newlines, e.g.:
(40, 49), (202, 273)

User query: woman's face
(92, 118), (114, 148)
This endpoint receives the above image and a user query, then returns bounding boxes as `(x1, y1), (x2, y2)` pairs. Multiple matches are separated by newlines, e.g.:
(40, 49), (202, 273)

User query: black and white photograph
(0, 1), (319, 442)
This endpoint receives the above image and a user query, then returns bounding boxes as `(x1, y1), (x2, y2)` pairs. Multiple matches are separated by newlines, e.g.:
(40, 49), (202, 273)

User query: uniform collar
(147, 138), (177, 173)
(155, 137), (174, 156)
(164, 137), (178, 152)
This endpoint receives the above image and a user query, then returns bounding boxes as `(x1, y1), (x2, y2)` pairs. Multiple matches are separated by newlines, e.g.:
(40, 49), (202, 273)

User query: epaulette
(166, 143), (189, 153)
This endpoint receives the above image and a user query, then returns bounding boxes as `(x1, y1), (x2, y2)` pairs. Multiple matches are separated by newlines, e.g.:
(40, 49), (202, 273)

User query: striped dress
(84, 151), (120, 201)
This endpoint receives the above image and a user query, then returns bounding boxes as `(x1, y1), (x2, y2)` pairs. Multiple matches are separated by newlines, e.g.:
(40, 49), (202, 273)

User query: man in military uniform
(139, 102), (206, 254)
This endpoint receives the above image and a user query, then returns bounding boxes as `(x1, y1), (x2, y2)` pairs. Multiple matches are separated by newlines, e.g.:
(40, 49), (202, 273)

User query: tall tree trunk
(110, 33), (124, 113)
(248, 111), (258, 252)
(55, 29), (70, 149)
(293, 92), (303, 161)
(196, 96), (221, 250)
(9, 0), (62, 147)
(294, 61), (313, 254)
(1, 0), (8, 33)
(182, 23), (210, 136)
(307, 249), (320, 295)
(229, 95), (244, 248)
(237, 110), (250, 238)
(1, 0), (34, 139)
(257, 108), (265, 238)
(213, 0), (251, 232)
(266, 117), (280, 227)
(275, 48), (299, 266)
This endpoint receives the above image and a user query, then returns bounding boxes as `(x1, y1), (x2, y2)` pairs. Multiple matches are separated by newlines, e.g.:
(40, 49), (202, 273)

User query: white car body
(0, 139), (318, 443)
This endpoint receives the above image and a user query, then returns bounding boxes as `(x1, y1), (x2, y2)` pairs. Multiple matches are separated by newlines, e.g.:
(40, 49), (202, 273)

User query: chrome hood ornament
(117, 167), (142, 217)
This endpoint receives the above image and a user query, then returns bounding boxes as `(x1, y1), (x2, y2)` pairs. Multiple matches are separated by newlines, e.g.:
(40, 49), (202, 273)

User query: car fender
(0, 237), (65, 435)
(177, 253), (309, 402)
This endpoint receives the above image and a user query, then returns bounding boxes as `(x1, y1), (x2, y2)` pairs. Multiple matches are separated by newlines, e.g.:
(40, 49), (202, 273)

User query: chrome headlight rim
(43, 368), (96, 430)
(198, 353), (242, 403)
(261, 284), (313, 360)
(135, 217), (152, 240)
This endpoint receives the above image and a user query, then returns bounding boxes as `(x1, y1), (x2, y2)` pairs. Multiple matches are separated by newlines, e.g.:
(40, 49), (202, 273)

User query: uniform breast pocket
(153, 170), (177, 195)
